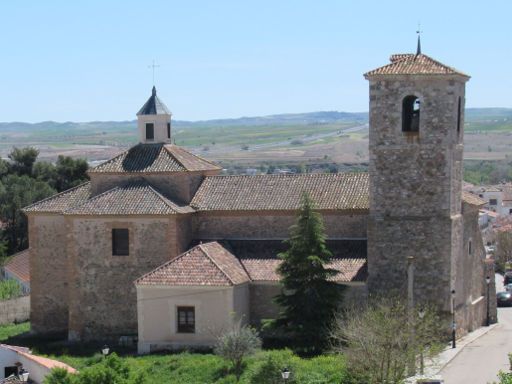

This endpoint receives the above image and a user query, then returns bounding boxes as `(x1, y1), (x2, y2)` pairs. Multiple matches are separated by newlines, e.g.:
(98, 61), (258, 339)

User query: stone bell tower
(137, 86), (172, 144)
(364, 47), (470, 311)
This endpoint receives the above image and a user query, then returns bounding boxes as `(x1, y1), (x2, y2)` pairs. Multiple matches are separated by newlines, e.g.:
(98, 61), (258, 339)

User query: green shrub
(0, 279), (22, 300)
(43, 368), (74, 384)
(248, 350), (296, 384)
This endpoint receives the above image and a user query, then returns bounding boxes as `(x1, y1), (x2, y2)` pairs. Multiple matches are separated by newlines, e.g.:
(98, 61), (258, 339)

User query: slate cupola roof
(137, 86), (171, 116)
(88, 143), (221, 174)
(364, 53), (469, 79)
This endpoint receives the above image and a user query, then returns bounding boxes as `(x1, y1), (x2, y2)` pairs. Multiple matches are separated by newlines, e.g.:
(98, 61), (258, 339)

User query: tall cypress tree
(274, 192), (341, 356)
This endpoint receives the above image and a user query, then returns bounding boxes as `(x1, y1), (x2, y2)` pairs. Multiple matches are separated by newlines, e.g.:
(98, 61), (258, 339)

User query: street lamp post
(451, 289), (456, 349)
(102, 345), (110, 359)
(281, 367), (290, 383)
(486, 276), (491, 326)
(418, 309), (426, 375)
(18, 368), (29, 383)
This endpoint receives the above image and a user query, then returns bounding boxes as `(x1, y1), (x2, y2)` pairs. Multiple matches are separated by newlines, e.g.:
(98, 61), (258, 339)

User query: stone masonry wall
(29, 214), (69, 335)
(249, 283), (281, 325)
(194, 211), (367, 240)
(454, 203), (496, 333)
(367, 75), (467, 315)
(67, 216), (177, 340)
(368, 76), (465, 218)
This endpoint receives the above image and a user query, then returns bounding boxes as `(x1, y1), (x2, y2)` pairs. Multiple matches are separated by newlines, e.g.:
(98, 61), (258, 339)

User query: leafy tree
(331, 297), (444, 384)
(274, 192), (341, 356)
(33, 161), (58, 187)
(8, 147), (39, 176)
(0, 159), (9, 178)
(496, 231), (512, 272)
(0, 174), (55, 252)
(214, 320), (262, 382)
(54, 155), (88, 191)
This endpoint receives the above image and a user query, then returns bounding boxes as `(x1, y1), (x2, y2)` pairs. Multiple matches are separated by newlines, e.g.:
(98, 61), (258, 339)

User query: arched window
(402, 95), (420, 133)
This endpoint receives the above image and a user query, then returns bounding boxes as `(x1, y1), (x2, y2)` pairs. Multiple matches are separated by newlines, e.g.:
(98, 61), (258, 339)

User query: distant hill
(0, 111), (368, 134)
(1, 108), (511, 134)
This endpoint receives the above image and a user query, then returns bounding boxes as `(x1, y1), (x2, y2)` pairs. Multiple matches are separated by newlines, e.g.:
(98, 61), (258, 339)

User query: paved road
(441, 274), (512, 383)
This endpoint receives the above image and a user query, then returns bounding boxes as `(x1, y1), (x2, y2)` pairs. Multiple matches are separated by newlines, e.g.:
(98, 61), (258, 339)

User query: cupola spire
(416, 25), (422, 55)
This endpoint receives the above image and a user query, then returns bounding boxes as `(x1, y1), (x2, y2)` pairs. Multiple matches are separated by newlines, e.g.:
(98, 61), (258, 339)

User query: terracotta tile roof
(462, 191), (486, 206)
(65, 181), (194, 215)
(0, 344), (76, 374)
(89, 143), (220, 174)
(222, 239), (367, 283)
(191, 173), (369, 212)
(364, 53), (469, 78)
(240, 258), (366, 283)
(136, 240), (367, 286)
(136, 242), (250, 286)
(23, 182), (91, 214)
(3, 250), (30, 283)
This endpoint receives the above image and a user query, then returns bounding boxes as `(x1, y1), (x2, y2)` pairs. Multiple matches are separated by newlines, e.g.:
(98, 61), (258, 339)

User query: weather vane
(148, 60), (160, 86)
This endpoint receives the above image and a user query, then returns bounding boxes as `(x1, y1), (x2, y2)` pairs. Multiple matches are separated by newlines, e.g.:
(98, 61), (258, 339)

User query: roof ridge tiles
(198, 242), (249, 285)
(198, 244), (234, 285)
(164, 144), (221, 170)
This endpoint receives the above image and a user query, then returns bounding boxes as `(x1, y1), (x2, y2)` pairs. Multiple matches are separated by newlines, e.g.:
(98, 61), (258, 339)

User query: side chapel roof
(135, 241), (367, 286)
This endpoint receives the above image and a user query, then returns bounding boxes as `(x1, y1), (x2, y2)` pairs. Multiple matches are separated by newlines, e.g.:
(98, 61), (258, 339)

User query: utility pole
(407, 256), (415, 376)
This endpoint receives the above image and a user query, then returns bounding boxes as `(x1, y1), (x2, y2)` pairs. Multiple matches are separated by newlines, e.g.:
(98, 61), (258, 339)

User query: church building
(23, 49), (495, 352)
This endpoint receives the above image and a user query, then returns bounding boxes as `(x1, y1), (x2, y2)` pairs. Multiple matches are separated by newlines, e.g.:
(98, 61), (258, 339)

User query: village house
(23, 49), (495, 352)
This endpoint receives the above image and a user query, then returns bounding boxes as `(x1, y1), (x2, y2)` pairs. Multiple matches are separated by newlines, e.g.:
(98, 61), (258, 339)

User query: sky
(0, 0), (511, 122)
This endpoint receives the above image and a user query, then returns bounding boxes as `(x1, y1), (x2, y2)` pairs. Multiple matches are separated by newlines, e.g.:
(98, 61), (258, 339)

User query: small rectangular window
(146, 123), (154, 140)
(177, 306), (195, 333)
(489, 199), (498, 206)
(112, 228), (129, 256)
(167, 122), (171, 139)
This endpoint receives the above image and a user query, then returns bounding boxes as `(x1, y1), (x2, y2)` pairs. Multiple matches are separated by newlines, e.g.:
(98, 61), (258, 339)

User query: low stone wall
(0, 296), (30, 325)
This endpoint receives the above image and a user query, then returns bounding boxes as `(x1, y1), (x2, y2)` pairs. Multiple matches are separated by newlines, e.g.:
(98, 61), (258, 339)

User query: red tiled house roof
(462, 191), (486, 207)
(3, 250), (30, 283)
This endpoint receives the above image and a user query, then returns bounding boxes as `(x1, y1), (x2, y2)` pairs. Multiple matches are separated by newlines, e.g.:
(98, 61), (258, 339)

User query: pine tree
(274, 192), (341, 356)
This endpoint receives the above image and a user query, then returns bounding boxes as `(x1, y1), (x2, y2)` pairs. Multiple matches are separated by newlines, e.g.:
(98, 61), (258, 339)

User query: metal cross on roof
(148, 60), (160, 86)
